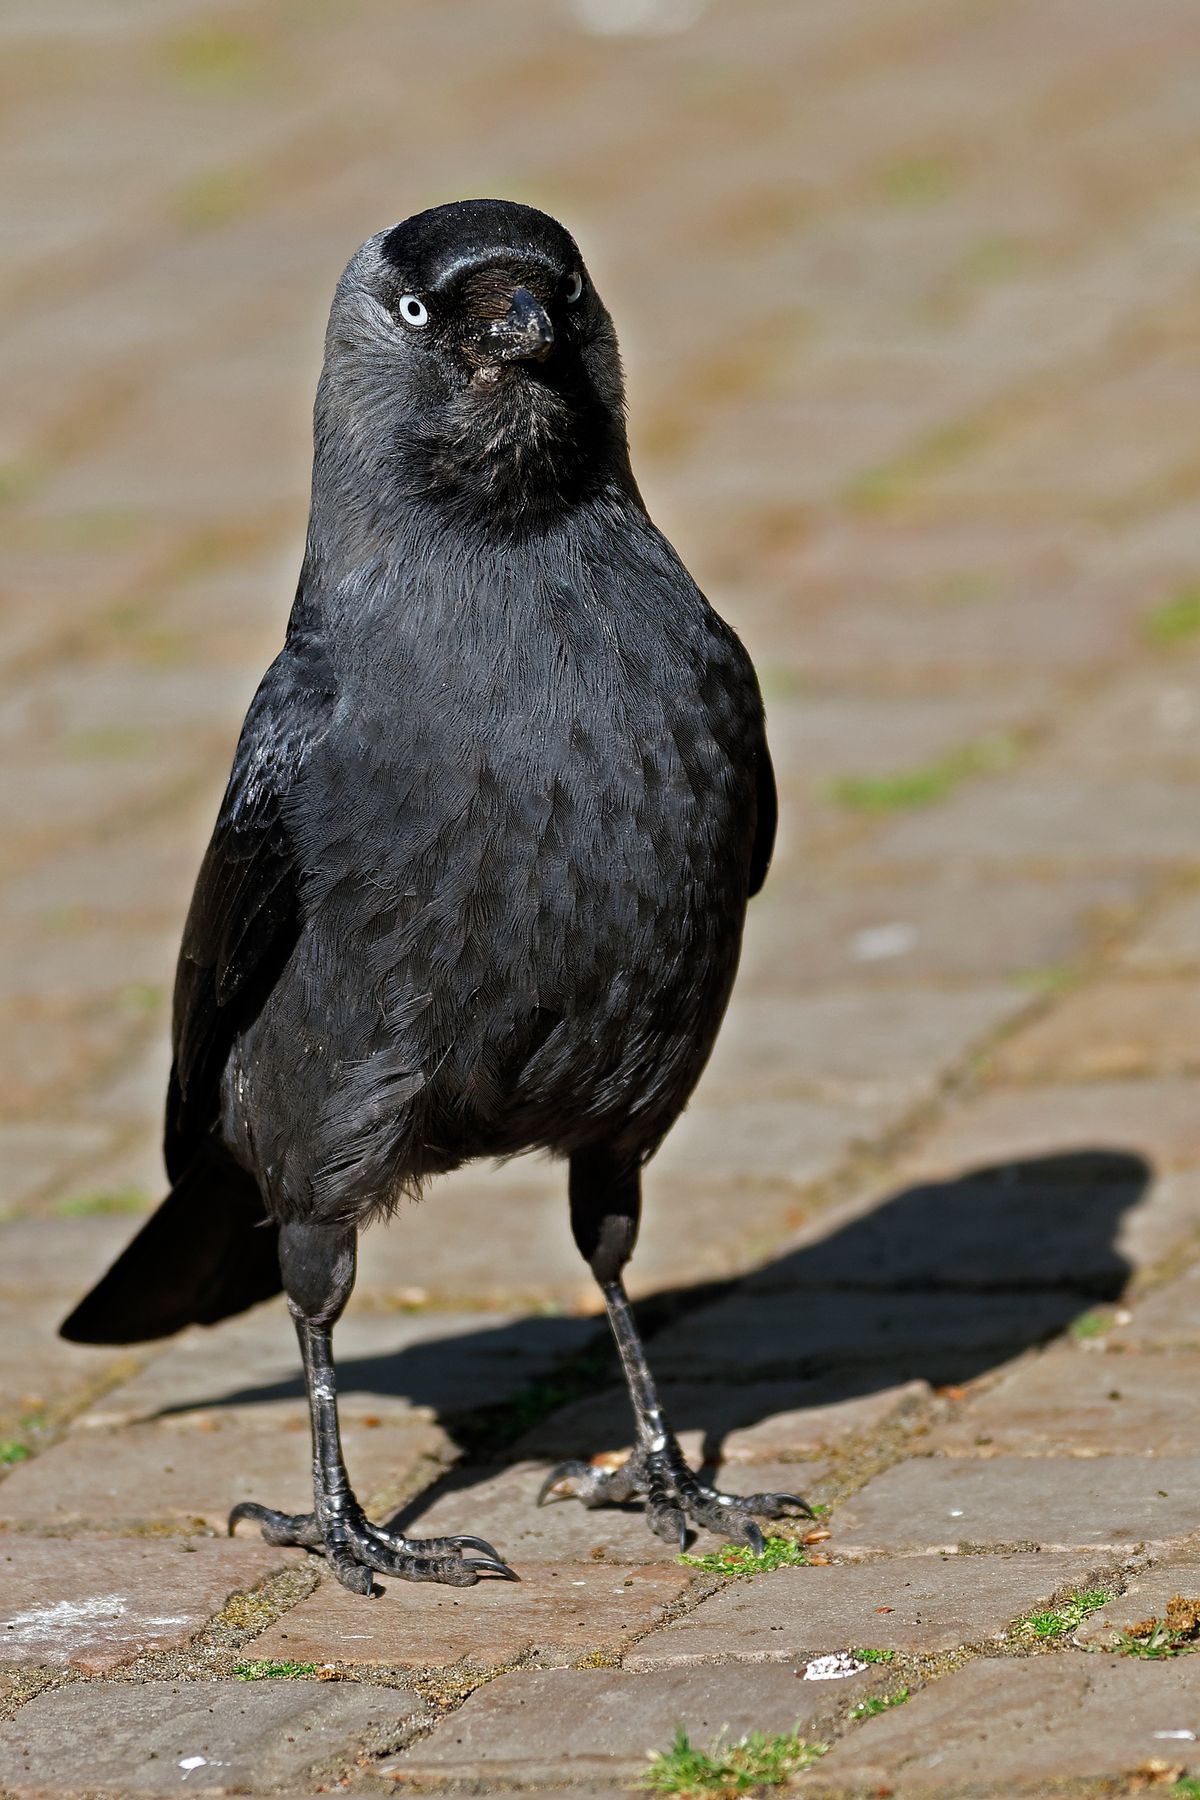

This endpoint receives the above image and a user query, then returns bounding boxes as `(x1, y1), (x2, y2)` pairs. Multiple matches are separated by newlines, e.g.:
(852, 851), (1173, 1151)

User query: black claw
(771, 1492), (816, 1519)
(229, 1498), (513, 1592)
(464, 1556), (520, 1580)
(647, 1503), (687, 1549)
(740, 1517), (765, 1557)
(534, 1439), (818, 1557)
(537, 1462), (582, 1506)
(448, 1534), (503, 1559)
(331, 1547), (375, 1595)
(228, 1500), (271, 1534)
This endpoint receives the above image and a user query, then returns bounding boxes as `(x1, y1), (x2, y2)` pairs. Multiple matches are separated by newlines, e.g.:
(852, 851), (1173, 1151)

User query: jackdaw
(62, 199), (806, 1593)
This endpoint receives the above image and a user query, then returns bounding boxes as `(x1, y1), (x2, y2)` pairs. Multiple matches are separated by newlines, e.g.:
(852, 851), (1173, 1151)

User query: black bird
(62, 199), (806, 1594)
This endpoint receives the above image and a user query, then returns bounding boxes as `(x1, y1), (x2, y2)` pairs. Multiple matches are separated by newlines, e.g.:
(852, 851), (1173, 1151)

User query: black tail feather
(60, 1147), (281, 1345)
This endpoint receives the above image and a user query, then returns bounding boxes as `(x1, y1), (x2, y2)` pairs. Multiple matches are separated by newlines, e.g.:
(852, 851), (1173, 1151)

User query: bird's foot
(229, 1500), (517, 1595)
(536, 1435), (813, 1553)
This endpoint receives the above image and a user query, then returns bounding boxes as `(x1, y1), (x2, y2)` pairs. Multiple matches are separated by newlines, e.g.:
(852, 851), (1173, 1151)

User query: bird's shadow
(162, 1147), (1150, 1518)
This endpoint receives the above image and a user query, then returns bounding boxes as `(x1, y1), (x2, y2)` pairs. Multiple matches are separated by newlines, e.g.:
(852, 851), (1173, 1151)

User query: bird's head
(316, 199), (633, 535)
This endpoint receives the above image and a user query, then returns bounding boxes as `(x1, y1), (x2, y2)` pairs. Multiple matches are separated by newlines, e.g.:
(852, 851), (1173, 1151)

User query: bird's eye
(564, 271), (584, 305)
(398, 294), (429, 328)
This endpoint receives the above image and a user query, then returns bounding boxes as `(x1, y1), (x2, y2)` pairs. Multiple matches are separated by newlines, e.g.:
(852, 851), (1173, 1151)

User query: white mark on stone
(1158, 688), (1198, 732)
(1154, 1730), (1197, 1741)
(3, 1596), (135, 1642)
(949, 1509), (964, 1518)
(851, 921), (917, 962)
(802, 1652), (867, 1681)
(567, 0), (709, 38)
(178, 1757), (207, 1777)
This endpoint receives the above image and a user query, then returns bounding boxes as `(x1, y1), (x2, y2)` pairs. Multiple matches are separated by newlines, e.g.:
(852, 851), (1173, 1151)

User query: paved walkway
(3, 0), (1200, 1794)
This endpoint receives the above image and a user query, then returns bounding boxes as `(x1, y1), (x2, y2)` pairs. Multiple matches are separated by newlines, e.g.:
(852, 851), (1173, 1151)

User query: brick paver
(3, 0), (1200, 1794)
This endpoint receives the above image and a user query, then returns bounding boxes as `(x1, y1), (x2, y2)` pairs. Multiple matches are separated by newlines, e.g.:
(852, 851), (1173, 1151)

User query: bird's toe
(329, 1546), (376, 1596)
(536, 1459), (609, 1508)
(346, 1520), (517, 1585)
(534, 1440), (814, 1553)
(228, 1502), (324, 1549)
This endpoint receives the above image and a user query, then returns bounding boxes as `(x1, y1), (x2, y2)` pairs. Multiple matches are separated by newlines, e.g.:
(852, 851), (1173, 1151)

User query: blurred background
(3, 0), (1200, 1396)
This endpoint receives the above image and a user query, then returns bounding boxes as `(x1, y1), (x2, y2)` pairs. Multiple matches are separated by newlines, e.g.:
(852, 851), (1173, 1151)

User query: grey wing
(748, 737), (776, 898)
(165, 619), (336, 1179)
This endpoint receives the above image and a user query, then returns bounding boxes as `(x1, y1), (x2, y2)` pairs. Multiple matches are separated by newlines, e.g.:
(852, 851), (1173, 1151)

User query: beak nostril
(481, 286), (555, 363)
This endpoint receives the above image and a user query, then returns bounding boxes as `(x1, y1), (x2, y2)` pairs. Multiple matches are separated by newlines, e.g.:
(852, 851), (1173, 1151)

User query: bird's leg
(230, 1219), (515, 1592)
(538, 1150), (812, 1551)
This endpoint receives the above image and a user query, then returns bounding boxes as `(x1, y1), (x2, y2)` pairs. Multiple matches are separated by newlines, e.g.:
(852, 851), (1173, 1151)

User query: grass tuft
(0, 1442), (31, 1466)
(640, 1725), (825, 1795)
(1014, 1587), (1110, 1640)
(1144, 587), (1200, 648)
(828, 733), (1016, 814)
(677, 1536), (807, 1576)
(233, 1659), (319, 1680)
(1113, 1594), (1200, 1659)
(851, 1646), (895, 1663)
(850, 1687), (909, 1721)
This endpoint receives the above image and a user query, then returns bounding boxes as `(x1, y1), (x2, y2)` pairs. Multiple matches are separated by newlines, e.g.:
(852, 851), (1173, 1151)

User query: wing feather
(166, 617), (335, 1179)
(748, 738), (776, 898)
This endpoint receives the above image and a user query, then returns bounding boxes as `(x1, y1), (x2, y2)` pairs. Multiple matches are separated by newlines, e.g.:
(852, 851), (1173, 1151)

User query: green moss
(640, 1726), (825, 1795)
(1013, 963), (1078, 995)
(1069, 1310), (1113, 1342)
(176, 168), (256, 231)
(847, 419), (986, 512)
(0, 459), (41, 507)
(934, 570), (996, 606)
(118, 982), (164, 1014)
(451, 1331), (613, 1456)
(53, 1188), (150, 1218)
(166, 28), (262, 91)
(1014, 1587), (1110, 1640)
(1144, 587), (1200, 647)
(850, 1687), (909, 1720)
(958, 235), (1027, 283)
(828, 733), (1016, 814)
(63, 725), (149, 760)
(852, 1646), (896, 1663)
(0, 1443), (31, 1466)
(233, 1659), (320, 1680)
(55, 508), (141, 549)
(882, 156), (955, 206)
(677, 1536), (807, 1577)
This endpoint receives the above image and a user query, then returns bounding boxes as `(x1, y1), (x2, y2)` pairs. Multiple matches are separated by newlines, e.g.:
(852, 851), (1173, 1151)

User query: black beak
(481, 287), (555, 364)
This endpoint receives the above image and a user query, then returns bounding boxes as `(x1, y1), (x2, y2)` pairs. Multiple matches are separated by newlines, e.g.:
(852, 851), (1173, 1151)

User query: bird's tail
(59, 1145), (282, 1345)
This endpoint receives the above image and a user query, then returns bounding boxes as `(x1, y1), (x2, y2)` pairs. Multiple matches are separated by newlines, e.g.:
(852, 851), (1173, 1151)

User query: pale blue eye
(399, 294), (429, 327)
(564, 271), (583, 304)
